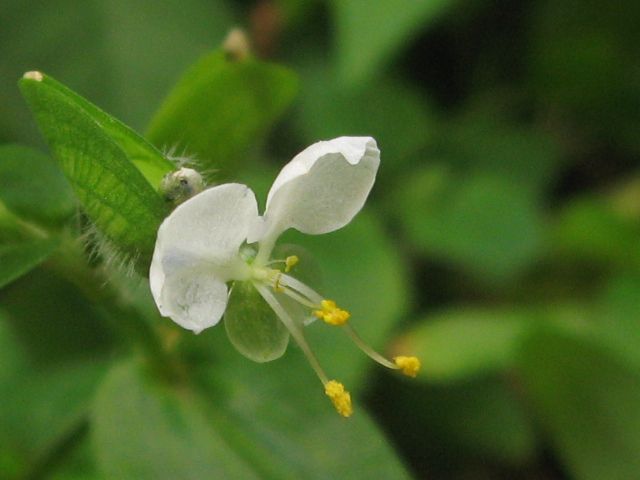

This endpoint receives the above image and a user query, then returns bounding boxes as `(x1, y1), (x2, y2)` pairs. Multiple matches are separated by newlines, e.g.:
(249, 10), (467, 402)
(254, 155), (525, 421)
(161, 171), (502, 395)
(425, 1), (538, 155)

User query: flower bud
(159, 167), (205, 205)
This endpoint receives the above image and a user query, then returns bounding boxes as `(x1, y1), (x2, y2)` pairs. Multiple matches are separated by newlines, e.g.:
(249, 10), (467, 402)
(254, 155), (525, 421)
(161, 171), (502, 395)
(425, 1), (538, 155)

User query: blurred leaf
(408, 377), (537, 466)
(0, 238), (58, 289)
(2, 362), (104, 479)
(397, 167), (545, 281)
(0, 0), (234, 144)
(92, 361), (262, 480)
(435, 112), (562, 198)
(595, 274), (640, 369)
(0, 144), (74, 226)
(0, 315), (106, 479)
(530, 0), (640, 151)
(0, 316), (25, 478)
(100, 0), (235, 129)
(0, 0), (114, 145)
(518, 328), (640, 480)
(200, 350), (413, 479)
(283, 211), (410, 388)
(20, 72), (170, 263)
(146, 51), (298, 176)
(552, 196), (640, 271)
(49, 440), (102, 480)
(296, 72), (433, 174)
(93, 358), (411, 480)
(225, 280), (290, 363)
(0, 268), (112, 364)
(332, 0), (452, 85)
(395, 308), (530, 382)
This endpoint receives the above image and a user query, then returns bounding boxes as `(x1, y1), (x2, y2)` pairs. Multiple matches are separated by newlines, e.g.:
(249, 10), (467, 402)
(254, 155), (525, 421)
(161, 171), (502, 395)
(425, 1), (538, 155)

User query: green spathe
(19, 72), (172, 266)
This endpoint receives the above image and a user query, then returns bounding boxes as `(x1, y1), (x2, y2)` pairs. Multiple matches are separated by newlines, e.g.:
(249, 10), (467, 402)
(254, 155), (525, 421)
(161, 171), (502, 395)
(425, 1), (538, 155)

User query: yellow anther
(313, 299), (350, 326)
(325, 380), (353, 417)
(284, 255), (299, 273)
(394, 356), (421, 378)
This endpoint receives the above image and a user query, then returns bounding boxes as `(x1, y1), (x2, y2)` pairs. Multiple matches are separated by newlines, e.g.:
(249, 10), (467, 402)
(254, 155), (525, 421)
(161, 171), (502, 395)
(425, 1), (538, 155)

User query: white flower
(150, 136), (419, 417)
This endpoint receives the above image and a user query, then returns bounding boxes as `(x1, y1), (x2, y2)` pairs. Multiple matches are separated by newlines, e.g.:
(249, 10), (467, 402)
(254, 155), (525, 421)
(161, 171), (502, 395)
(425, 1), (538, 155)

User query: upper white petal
(149, 183), (258, 332)
(257, 137), (380, 240)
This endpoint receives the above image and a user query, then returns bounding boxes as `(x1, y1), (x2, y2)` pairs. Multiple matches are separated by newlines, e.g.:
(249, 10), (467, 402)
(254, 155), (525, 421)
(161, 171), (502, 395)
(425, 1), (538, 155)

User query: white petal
(159, 270), (229, 333)
(149, 183), (258, 332)
(259, 137), (380, 239)
(155, 183), (258, 264)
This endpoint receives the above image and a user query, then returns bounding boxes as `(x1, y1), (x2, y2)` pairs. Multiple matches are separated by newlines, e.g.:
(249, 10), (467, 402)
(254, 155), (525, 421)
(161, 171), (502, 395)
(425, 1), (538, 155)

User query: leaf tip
(23, 71), (44, 82)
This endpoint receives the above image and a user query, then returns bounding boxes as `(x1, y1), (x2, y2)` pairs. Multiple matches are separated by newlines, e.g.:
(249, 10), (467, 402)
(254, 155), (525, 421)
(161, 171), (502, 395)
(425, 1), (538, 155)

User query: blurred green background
(1, 0), (640, 479)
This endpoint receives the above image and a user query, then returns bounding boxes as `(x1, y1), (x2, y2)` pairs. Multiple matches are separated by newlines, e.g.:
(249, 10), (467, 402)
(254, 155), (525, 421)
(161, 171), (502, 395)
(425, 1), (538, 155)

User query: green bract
(19, 72), (173, 267)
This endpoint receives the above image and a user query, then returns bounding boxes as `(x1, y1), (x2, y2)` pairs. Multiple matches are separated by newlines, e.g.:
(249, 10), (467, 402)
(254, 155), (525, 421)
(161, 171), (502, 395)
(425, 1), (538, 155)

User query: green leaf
(200, 352), (413, 479)
(146, 51), (298, 176)
(49, 440), (102, 480)
(20, 72), (174, 189)
(396, 308), (531, 382)
(224, 280), (290, 363)
(0, 238), (58, 289)
(92, 361), (263, 480)
(0, 314), (106, 479)
(518, 328), (640, 480)
(0, 267), (112, 364)
(552, 196), (640, 270)
(435, 112), (562, 198)
(0, 144), (74, 226)
(20, 75), (175, 189)
(94, 359), (411, 480)
(595, 273), (640, 369)
(409, 378), (537, 466)
(1, 362), (104, 478)
(530, 0), (640, 152)
(396, 168), (545, 281)
(332, 0), (453, 85)
(19, 72), (170, 262)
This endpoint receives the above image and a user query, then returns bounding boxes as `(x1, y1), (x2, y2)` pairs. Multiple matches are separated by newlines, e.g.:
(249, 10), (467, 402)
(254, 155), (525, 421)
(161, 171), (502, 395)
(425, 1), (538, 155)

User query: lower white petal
(159, 270), (229, 334)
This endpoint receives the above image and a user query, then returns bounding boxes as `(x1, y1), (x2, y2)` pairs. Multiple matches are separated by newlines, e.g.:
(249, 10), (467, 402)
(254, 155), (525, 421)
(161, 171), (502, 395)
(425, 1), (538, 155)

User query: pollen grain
(394, 356), (421, 378)
(313, 300), (350, 326)
(325, 380), (353, 417)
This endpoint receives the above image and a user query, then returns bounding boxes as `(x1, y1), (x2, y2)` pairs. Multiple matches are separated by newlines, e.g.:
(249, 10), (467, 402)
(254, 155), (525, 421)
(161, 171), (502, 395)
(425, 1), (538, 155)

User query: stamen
(394, 356), (421, 378)
(264, 259), (285, 267)
(257, 284), (354, 417)
(256, 284), (329, 385)
(279, 286), (318, 309)
(324, 380), (353, 417)
(284, 255), (299, 272)
(279, 274), (324, 305)
(345, 325), (422, 378)
(344, 324), (397, 369)
(273, 272), (284, 293)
